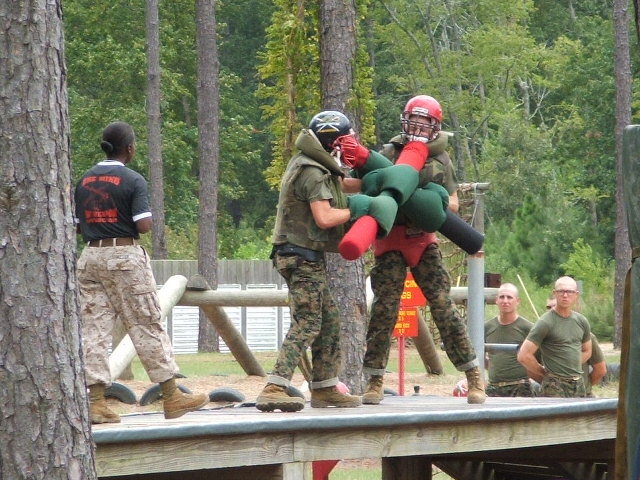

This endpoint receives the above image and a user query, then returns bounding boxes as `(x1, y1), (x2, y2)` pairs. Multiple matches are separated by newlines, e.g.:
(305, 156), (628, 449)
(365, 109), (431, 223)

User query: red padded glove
(334, 135), (370, 169)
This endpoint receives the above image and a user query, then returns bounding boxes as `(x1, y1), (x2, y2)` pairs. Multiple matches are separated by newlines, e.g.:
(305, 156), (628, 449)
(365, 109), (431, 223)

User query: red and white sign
(399, 272), (427, 307)
(394, 273), (426, 338)
(393, 307), (419, 337)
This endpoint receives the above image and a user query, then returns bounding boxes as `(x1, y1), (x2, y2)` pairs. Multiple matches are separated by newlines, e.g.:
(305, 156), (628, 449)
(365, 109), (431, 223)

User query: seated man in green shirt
(484, 283), (535, 397)
(517, 276), (592, 398)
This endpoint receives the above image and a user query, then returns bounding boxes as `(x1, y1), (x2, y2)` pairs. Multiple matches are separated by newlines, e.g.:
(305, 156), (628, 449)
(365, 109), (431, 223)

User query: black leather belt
(271, 243), (323, 262)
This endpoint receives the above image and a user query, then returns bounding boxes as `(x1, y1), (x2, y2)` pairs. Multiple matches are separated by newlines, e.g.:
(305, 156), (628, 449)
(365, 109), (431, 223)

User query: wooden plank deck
(93, 396), (617, 479)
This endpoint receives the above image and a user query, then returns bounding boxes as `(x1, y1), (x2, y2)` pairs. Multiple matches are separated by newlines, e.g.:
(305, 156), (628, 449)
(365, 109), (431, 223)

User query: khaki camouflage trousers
(363, 245), (478, 376)
(268, 254), (340, 388)
(77, 245), (177, 386)
(540, 372), (586, 398)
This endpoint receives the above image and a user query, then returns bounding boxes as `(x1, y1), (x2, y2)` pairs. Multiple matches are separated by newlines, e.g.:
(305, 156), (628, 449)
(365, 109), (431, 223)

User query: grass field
(129, 340), (620, 396)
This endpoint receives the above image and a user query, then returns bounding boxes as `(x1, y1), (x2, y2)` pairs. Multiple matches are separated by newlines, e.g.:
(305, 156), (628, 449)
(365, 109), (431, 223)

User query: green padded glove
(368, 194), (398, 237)
(424, 182), (449, 210)
(357, 150), (393, 176)
(361, 170), (383, 197)
(376, 164), (419, 205)
(400, 187), (448, 232)
(347, 194), (372, 220)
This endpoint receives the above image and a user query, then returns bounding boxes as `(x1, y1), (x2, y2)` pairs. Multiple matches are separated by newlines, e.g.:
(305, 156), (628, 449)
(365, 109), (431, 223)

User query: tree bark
(613, 0), (632, 349)
(0, 1), (96, 478)
(318, 0), (368, 393)
(147, 0), (168, 259)
(196, 0), (221, 351)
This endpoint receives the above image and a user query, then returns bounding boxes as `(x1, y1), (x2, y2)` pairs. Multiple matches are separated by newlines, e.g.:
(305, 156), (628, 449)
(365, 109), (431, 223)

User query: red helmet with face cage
(401, 95), (442, 141)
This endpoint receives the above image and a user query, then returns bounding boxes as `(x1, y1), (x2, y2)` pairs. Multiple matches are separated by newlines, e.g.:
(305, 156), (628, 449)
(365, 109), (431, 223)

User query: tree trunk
(196, 0), (221, 352)
(613, 0), (632, 349)
(318, 0), (368, 393)
(634, 0), (640, 45)
(0, 2), (96, 478)
(147, 0), (168, 259)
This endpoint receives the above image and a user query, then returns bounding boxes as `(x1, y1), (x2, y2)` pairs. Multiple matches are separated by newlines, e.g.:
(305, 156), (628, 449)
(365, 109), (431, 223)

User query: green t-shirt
(484, 316), (533, 383)
(295, 165), (334, 203)
(272, 152), (345, 251)
(527, 310), (591, 377)
(584, 333), (604, 395)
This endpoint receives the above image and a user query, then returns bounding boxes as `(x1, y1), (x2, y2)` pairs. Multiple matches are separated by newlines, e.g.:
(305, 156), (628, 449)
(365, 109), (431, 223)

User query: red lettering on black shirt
(97, 175), (121, 185)
(84, 208), (119, 223)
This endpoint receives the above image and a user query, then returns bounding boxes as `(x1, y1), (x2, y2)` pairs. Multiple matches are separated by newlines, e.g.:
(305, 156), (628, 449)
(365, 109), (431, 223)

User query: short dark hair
(101, 121), (135, 157)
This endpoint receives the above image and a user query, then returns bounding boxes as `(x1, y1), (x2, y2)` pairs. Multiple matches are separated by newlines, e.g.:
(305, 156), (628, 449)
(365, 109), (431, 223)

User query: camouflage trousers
(268, 254), (340, 388)
(540, 372), (586, 398)
(77, 245), (178, 387)
(363, 245), (478, 376)
(486, 380), (534, 397)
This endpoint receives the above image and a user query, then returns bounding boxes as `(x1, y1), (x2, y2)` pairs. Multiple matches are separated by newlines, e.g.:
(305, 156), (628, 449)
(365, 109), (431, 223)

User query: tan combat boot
(88, 384), (121, 424)
(256, 383), (305, 412)
(310, 386), (362, 408)
(465, 367), (486, 404)
(362, 375), (384, 405)
(161, 378), (209, 419)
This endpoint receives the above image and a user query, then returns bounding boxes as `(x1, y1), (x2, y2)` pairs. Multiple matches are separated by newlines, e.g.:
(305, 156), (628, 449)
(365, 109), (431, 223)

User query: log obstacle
(178, 286), (497, 307)
(415, 309), (443, 375)
(109, 274), (498, 381)
(109, 275), (189, 381)
(109, 275), (266, 379)
(178, 284), (498, 377)
(198, 303), (265, 377)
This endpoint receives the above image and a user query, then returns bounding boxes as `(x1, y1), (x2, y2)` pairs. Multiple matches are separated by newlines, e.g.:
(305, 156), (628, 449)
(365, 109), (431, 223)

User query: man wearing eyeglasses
(546, 296), (607, 396)
(517, 276), (592, 397)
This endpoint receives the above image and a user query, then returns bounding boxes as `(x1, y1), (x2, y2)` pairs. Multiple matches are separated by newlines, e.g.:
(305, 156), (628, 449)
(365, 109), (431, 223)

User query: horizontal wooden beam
(177, 287), (499, 307)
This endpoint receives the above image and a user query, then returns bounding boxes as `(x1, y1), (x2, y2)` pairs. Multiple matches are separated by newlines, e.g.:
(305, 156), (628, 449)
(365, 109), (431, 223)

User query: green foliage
(561, 239), (612, 292)
(370, 0), (619, 288)
(350, 0), (377, 146)
(487, 195), (586, 285)
(257, 0), (321, 187)
(217, 214), (275, 260)
(478, 115), (556, 218)
(166, 225), (199, 260)
(258, 0), (376, 186)
(65, 0), (278, 257)
(561, 239), (614, 339)
(64, 0), (623, 281)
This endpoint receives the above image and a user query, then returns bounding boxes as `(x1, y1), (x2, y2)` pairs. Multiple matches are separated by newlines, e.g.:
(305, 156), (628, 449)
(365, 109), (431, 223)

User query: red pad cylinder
(339, 215), (379, 260)
(396, 141), (428, 171)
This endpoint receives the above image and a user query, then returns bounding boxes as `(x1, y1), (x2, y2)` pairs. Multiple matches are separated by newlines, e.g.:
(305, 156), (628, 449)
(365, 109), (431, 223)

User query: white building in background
(153, 260), (291, 354)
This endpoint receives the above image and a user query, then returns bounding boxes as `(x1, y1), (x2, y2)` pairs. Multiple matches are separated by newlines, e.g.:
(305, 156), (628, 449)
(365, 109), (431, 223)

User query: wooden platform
(93, 395), (618, 480)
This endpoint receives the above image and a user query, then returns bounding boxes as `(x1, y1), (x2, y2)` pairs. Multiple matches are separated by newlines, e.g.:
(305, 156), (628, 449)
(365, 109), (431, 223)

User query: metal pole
(464, 183), (489, 378)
